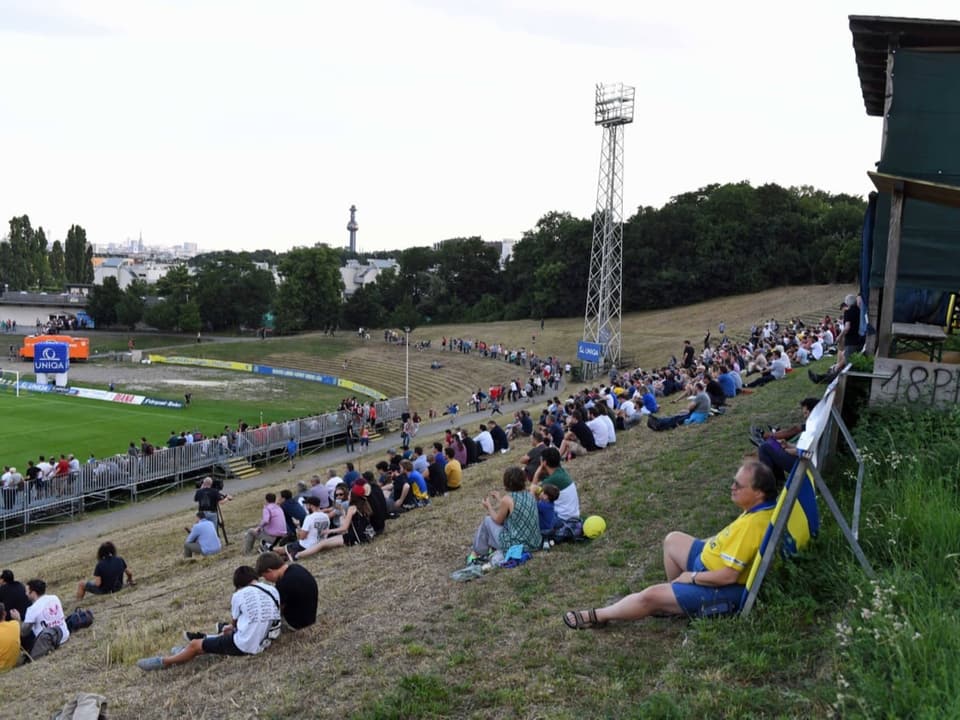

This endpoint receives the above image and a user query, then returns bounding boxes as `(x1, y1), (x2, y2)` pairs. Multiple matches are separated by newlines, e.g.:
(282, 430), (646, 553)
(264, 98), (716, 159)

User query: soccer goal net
(0, 368), (21, 397)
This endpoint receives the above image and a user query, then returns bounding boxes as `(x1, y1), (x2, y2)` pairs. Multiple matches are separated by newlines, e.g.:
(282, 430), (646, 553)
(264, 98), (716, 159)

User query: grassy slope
(0, 285), (857, 719)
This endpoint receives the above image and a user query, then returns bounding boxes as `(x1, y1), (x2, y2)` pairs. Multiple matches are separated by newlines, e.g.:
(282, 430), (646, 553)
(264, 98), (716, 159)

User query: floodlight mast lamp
(583, 83), (634, 373)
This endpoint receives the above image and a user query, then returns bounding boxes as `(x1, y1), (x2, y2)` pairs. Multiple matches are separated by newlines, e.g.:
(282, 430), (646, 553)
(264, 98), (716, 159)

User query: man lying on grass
(563, 461), (777, 628)
(137, 566), (280, 671)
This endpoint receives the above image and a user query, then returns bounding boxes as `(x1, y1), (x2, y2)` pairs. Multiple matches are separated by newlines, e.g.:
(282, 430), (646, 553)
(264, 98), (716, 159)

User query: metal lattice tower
(582, 83), (634, 372)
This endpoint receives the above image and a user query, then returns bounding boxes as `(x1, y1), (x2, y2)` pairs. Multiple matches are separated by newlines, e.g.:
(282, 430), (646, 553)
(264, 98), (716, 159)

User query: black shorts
(201, 632), (247, 656)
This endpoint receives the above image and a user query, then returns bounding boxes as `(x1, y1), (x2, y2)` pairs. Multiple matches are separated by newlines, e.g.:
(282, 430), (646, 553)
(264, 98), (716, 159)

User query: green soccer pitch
(0, 383), (344, 466)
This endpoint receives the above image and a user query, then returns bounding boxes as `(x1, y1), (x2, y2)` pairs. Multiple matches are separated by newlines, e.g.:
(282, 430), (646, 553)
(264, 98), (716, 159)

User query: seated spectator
(255, 552), (318, 630)
(243, 493), (288, 555)
(356, 472), (388, 535)
(537, 483), (560, 539)
(402, 460), (430, 506)
(521, 431), (548, 480)
(559, 410), (598, 458)
(184, 511), (223, 558)
(531, 447), (581, 522)
(563, 462), (777, 628)
(291, 485), (374, 559)
(588, 406), (617, 447)
(474, 425), (494, 458)
(755, 398), (818, 487)
(279, 488), (307, 546)
(76, 541), (135, 599)
(138, 566), (280, 671)
(20, 579), (69, 660)
(442, 447), (462, 492)
(283, 496), (330, 561)
(0, 602), (20, 670)
(0, 570), (29, 620)
(468, 467), (542, 563)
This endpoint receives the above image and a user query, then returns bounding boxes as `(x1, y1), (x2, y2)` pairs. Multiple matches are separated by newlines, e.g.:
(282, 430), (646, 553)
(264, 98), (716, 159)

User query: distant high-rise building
(347, 205), (359, 253)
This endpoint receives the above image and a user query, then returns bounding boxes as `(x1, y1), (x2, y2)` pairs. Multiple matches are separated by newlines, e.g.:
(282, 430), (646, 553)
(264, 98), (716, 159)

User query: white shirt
(230, 583), (281, 654)
(299, 511), (330, 550)
(598, 414), (617, 445)
(23, 593), (69, 644)
(474, 430), (494, 455)
(325, 476), (343, 501)
(811, 340), (824, 360)
(585, 417), (609, 449)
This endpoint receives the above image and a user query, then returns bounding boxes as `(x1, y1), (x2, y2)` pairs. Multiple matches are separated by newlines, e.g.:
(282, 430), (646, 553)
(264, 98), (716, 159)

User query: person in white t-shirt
(137, 565), (280, 671)
(20, 578), (69, 660)
(283, 496), (330, 562)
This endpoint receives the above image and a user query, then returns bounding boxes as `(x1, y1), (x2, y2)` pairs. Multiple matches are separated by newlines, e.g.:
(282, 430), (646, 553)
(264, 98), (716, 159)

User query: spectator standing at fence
(286, 436), (298, 471)
(76, 541), (135, 599)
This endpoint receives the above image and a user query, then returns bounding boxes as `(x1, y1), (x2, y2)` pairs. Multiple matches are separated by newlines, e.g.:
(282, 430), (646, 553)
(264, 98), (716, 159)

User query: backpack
(65, 608), (94, 632)
(553, 517), (584, 542)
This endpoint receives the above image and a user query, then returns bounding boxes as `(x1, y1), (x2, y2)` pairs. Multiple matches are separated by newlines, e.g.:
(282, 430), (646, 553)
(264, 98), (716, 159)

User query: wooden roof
(850, 15), (960, 117)
(868, 171), (960, 210)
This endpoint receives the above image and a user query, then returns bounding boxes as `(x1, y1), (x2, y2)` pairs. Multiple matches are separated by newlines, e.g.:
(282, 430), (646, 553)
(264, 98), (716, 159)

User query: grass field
(0, 380), (347, 463)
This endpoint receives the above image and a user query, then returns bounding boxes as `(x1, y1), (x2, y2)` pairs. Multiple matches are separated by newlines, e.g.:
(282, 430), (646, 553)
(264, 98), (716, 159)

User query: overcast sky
(0, 1), (955, 254)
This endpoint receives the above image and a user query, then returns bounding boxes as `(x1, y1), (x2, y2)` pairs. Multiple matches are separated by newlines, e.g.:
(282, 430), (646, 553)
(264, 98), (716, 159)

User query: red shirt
(56, 459), (70, 476)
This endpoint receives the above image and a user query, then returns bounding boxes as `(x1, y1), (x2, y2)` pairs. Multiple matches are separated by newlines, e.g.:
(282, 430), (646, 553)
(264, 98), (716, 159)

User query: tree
(275, 245), (344, 333)
(191, 252), (275, 331)
(32, 226), (52, 288)
(1, 215), (35, 290)
(65, 225), (93, 284)
(86, 277), (122, 326)
(116, 280), (147, 330)
(49, 240), (66, 287)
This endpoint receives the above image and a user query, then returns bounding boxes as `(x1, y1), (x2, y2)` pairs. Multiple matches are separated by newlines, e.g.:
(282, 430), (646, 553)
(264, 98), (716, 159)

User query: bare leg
(566, 583), (683, 627)
(295, 534), (345, 560)
(662, 531), (696, 581)
(76, 581), (86, 600)
(162, 638), (205, 667)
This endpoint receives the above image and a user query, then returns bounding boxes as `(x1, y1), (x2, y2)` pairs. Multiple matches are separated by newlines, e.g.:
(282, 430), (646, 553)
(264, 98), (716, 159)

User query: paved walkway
(0, 401), (531, 565)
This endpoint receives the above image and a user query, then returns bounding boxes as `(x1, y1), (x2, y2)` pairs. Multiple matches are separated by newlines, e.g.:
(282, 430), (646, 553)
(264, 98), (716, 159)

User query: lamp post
(404, 326), (411, 406)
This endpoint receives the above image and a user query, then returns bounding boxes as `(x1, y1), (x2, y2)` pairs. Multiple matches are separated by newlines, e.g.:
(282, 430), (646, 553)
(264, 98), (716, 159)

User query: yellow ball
(582, 515), (606, 539)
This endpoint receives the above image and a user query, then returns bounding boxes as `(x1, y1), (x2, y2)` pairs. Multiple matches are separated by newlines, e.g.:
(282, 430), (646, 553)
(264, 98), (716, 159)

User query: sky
(0, 0), (957, 255)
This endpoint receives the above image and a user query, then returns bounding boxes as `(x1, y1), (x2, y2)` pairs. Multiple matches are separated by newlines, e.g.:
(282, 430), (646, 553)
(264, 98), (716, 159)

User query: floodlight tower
(582, 83), (634, 372)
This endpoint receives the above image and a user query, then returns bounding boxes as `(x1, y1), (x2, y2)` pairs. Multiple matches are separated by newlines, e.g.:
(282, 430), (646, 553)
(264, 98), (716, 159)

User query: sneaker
(465, 552), (482, 566)
(136, 656), (165, 671)
(170, 645), (187, 655)
(216, 622), (229, 634)
(258, 539), (272, 553)
(183, 631), (205, 642)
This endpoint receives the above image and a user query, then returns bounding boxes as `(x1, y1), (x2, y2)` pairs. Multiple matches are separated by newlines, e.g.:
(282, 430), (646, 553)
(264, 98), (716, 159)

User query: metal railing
(0, 397), (406, 539)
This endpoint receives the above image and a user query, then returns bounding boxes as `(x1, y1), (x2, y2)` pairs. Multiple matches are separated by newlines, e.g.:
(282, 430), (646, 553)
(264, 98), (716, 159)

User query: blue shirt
(717, 373), (737, 398)
(408, 470), (428, 496)
(186, 518), (222, 555)
(286, 439), (297, 456)
(537, 499), (556, 533)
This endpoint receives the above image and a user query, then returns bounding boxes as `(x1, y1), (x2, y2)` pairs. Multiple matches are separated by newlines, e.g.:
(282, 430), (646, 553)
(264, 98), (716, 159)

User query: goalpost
(0, 368), (21, 397)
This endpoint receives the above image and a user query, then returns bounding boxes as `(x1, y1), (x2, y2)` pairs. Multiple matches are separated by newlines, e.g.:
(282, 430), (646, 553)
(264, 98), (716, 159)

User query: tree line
(4, 181), (865, 334)
(0, 216), (94, 290)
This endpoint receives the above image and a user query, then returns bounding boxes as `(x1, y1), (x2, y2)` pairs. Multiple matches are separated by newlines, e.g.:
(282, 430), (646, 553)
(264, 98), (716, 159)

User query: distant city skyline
(1, 1), (956, 254)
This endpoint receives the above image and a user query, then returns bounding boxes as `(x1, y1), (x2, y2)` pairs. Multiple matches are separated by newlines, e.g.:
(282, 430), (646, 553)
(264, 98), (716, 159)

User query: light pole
(404, 326), (411, 406)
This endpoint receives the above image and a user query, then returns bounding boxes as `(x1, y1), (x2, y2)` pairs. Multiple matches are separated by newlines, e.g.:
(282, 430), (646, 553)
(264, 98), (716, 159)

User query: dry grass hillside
(0, 284), (854, 719)
(261, 284), (853, 409)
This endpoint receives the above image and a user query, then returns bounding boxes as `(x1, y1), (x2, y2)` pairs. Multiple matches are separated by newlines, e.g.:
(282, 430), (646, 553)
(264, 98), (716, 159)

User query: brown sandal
(563, 608), (607, 629)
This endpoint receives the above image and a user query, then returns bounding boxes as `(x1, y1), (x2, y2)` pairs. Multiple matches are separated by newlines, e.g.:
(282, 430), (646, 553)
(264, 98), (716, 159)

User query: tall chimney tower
(347, 205), (359, 253)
